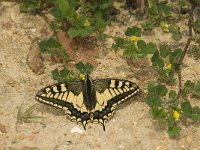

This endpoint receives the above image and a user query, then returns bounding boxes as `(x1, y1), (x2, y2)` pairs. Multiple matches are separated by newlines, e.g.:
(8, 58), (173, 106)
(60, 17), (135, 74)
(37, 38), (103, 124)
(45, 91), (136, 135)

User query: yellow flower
(173, 110), (180, 121)
(130, 35), (139, 42)
(84, 19), (90, 26)
(167, 63), (172, 70)
(79, 73), (86, 81)
(160, 21), (169, 32)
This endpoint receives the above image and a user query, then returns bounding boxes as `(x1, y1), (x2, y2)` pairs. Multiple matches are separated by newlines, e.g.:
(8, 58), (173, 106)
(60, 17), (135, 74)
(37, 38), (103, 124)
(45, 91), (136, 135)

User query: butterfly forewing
(93, 79), (140, 106)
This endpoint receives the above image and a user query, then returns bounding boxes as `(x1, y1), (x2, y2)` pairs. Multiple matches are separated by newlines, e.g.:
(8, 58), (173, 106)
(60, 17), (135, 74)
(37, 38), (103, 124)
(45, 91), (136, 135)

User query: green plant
(52, 62), (94, 82)
(145, 1), (200, 138)
(75, 62), (94, 74)
(20, 0), (43, 13)
(142, 0), (176, 30)
(141, 1), (183, 41)
(52, 67), (76, 83)
(151, 45), (183, 84)
(20, 0), (113, 38)
(146, 80), (200, 138)
(112, 26), (157, 58)
(39, 36), (68, 63)
(18, 0), (200, 138)
(17, 103), (43, 123)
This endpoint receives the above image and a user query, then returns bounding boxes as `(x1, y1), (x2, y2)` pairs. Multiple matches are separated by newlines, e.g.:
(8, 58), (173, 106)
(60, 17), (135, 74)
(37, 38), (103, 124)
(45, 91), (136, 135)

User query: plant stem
(177, 3), (195, 99)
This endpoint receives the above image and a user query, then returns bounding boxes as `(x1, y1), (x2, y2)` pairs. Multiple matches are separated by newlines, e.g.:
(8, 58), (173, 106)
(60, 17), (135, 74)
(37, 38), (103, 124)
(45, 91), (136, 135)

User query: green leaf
(84, 62), (94, 74)
(125, 27), (141, 37)
(94, 17), (107, 32)
(148, 0), (159, 16)
(168, 90), (177, 99)
(58, 0), (71, 16)
(191, 106), (200, 121)
(184, 80), (195, 89)
(158, 3), (172, 16)
(159, 45), (170, 58)
(172, 31), (182, 41)
(193, 19), (200, 33)
(168, 125), (181, 138)
(50, 22), (58, 31)
(169, 25), (182, 41)
(80, 26), (93, 37)
(194, 81), (200, 91)
(152, 106), (165, 119)
(67, 27), (79, 38)
(151, 51), (164, 68)
(123, 45), (137, 58)
(114, 37), (126, 48)
(169, 48), (183, 64)
(75, 62), (85, 72)
(52, 67), (75, 82)
(141, 20), (155, 30)
(137, 40), (146, 52)
(146, 42), (157, 54)
(75, 62), (93, 74)
(168, 114), (175, 127)
(20, 3), (29, 13)
(60, 67), (70, 78)
(146, 93), (161, 107)
(181, 102), (192, 117)
(52, 68), (59, 81)
(147, 81), (157, 94)
(182, 80), (195, 97)
(156, 85), (168, 96)
(39, 37), (61, 52)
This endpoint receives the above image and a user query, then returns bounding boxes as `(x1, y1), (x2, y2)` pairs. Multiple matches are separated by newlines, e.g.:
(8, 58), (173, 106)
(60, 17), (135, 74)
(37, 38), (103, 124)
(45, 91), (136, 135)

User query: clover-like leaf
(159, 45), (170, 58)
(75, 62), (85, 72)
(152, 106), (165, 119)
(125, 27), (141, 37)
(169, 48), (183, 64)
(84, 62), (94, 74)
(168, 125), (181, 138)
(181, 102), (192, 117)
(146, 42), (157, 54)
(191, 106), (200, 121)
(168, 90), (177, 99)
(156, 84), (168, 97)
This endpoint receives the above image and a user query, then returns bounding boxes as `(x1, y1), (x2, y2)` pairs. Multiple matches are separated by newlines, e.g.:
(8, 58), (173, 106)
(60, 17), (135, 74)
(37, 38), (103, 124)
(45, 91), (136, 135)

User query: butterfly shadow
(37, 104), (65, 116)
(116, 96), (141, 111)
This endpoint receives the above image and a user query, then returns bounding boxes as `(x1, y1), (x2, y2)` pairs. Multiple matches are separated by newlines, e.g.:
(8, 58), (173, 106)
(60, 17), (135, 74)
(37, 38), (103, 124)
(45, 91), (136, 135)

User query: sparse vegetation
(17, 103), (43, 123)
(17, 0), (200, 138)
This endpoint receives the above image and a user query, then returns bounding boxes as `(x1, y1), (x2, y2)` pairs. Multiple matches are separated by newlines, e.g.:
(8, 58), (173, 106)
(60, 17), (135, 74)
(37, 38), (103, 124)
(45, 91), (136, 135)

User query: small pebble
(70, 126), (84, 134)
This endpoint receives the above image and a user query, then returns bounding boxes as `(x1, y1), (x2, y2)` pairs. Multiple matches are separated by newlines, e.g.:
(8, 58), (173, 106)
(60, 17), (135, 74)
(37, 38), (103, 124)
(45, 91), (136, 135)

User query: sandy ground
(0, 2), (200, 150)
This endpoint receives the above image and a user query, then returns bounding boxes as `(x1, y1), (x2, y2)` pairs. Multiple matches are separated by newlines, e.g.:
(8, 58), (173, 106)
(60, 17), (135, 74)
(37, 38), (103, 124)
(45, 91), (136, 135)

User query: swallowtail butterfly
(35, 74), (140, 130)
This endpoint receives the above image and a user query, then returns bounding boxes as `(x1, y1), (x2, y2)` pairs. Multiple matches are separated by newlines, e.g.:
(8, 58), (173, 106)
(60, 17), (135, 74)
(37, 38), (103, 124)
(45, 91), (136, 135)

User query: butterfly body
(82, 74), (96, 111)
(35, 75), (140, 130)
